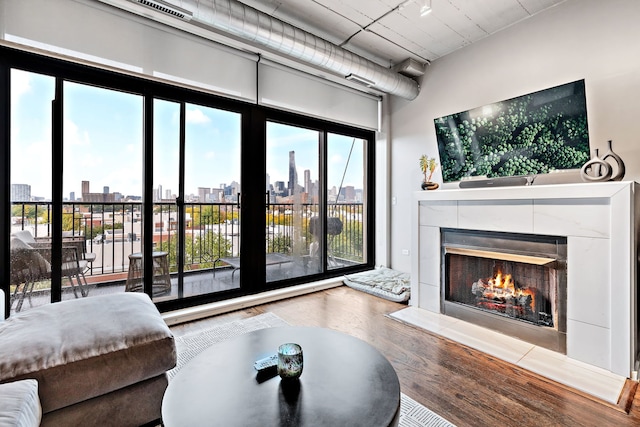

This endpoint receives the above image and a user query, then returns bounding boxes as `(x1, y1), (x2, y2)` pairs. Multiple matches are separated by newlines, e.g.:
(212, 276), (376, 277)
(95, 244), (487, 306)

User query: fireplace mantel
(411, 181), (640, 384)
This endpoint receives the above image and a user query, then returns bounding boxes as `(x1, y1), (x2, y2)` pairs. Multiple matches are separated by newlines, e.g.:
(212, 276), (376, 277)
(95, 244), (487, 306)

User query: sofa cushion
(0, 292), (176, 413)
(0, 379), (42, 427)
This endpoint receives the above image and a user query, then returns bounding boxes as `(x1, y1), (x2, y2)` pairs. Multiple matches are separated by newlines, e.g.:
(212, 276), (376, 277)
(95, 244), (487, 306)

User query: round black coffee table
(162, 326), (400, 426)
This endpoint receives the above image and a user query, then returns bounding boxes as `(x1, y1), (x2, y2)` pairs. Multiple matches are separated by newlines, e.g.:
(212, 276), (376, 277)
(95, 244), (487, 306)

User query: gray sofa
(0, 292), (176, 426)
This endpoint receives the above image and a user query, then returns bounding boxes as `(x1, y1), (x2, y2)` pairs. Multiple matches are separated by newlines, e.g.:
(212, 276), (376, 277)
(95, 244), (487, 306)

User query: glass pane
(327, 133), (366, 269)
(266, 122), (321, 282)
(9, 69), (55, 314)
(152, 99), (180, 301)
(62, 81), (143, 301)
(184, 103), (241, 293)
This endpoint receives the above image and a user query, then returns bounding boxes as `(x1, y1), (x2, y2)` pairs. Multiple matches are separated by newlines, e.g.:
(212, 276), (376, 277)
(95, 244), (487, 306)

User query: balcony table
(214, 253), (292, 282)
(125, 251), (172, 296)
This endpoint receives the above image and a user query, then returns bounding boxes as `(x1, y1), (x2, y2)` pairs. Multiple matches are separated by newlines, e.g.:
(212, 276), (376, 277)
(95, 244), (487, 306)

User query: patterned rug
(170, 312), (456, 427)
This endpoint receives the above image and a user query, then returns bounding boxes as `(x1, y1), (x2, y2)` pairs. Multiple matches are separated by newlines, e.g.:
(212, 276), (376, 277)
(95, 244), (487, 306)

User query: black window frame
(0, 45), (375, 316)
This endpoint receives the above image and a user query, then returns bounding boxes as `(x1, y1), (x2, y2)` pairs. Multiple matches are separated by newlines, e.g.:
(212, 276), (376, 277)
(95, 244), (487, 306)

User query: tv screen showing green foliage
(434, 80), (590, 183)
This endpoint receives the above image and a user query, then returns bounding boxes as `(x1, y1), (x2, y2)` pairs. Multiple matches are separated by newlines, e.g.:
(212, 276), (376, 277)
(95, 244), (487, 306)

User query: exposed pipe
(112, 0), (421, 100)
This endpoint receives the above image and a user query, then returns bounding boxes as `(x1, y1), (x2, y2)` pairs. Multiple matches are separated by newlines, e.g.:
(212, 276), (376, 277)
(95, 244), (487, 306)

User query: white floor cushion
(343, 267), (411, 303)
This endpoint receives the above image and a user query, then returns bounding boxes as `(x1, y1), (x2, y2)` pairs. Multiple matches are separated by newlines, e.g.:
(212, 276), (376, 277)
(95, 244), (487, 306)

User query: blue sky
(11, 69), (364, 200)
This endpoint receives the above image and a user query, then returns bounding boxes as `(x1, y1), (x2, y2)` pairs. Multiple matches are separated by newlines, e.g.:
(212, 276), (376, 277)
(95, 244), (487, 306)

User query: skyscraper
(288, 151), (298, 196)
(81, 180), (90, 198)
(11, 184), (31, 202)
(304, 169), (311, 194)
(198, 187), (211, 203)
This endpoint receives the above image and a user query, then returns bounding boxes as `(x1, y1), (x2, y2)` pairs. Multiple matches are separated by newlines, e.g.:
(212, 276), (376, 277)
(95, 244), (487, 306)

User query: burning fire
(472, 270), (535, 310)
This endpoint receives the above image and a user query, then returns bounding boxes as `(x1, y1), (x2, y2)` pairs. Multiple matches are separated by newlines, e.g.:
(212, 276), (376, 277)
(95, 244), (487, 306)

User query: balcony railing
(10, 201), (364, 283)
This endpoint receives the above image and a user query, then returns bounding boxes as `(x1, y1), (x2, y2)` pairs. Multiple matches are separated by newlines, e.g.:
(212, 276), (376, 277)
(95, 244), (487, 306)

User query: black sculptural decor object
(580, 140), (625, 182)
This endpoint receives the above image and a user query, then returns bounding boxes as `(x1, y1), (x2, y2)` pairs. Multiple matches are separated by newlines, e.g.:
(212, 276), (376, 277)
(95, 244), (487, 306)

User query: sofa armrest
(0, 379), (42, 427)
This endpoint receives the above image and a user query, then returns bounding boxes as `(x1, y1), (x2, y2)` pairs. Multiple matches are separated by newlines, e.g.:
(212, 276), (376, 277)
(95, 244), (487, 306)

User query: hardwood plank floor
(169, 286), (640, 426)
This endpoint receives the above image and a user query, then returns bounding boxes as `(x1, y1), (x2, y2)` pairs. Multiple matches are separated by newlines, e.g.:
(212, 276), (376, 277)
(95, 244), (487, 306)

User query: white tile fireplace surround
(409, 181), (640, 403)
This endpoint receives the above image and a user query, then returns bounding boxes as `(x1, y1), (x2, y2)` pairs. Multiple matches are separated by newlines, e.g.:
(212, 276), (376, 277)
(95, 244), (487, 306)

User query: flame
(483, 271), (535, 308)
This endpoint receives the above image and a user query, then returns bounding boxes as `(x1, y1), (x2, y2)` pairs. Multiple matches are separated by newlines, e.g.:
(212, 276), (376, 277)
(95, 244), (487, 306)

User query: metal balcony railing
(10, 201), (364, 283)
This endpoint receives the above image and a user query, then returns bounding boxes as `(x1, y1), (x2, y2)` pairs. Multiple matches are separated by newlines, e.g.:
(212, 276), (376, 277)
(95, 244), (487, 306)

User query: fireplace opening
(442, 229), (567, 353)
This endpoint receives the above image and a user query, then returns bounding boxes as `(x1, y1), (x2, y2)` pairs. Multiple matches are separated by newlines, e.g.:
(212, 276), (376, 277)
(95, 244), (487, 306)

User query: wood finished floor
(169, 286), (640, 426)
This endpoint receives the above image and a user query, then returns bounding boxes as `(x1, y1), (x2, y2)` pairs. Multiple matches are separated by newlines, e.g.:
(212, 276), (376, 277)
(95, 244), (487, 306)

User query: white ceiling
(239, 0), (567, 68)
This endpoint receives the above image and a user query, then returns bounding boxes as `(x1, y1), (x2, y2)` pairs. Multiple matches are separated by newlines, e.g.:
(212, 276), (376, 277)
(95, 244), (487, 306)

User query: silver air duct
(106, 0), (420, 100)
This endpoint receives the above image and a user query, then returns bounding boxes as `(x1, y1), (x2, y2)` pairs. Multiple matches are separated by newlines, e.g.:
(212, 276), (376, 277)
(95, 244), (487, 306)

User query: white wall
(389, 0), (640, 273)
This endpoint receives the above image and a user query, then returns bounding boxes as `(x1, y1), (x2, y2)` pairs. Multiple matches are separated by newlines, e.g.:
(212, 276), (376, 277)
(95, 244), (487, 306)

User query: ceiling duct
(99, 0), (420, 100)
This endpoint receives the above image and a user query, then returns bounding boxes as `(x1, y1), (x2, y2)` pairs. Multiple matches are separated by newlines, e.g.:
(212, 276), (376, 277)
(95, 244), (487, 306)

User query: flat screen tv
(434, 80), (590, 183)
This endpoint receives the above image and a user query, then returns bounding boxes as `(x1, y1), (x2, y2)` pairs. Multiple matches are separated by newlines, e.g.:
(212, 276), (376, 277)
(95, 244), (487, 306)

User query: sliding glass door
(9, 69), (55, 313)
(2, 46), (375, 316)
(182, 103), (242, 295)
(326, 133), (367, 270)
(152, 99), (181, 301)
(263, 123), (371, 283)
(62, 81), (143, 302)
(266, 122), (321, 282)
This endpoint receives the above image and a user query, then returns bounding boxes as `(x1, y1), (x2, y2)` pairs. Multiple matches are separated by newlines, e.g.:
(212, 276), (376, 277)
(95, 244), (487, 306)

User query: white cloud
(330, 154), (344, 164)
(63, 119), (91, 147)
(186, 108), (211, 124)
(11, 69), (32, 103)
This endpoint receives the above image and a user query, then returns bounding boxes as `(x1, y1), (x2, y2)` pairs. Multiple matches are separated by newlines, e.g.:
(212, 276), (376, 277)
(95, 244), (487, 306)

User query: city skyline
(11, 69), (365, 202)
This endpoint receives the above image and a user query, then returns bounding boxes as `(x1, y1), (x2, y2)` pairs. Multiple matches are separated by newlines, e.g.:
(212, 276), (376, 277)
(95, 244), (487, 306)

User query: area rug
(169, 312), (456, 427)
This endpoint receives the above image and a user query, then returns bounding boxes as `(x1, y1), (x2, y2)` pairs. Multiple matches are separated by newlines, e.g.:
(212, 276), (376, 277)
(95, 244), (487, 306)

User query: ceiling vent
(393, 58), (427, 78)
(129, 0), (192, 21)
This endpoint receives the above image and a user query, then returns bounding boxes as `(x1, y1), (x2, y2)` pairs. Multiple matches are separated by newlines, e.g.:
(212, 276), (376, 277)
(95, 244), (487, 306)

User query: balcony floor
(9, 259), (348, 315)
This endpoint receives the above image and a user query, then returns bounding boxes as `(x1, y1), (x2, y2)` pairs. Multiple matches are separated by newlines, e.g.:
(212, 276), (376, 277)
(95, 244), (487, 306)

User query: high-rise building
(288, 151), (298, 196)
(81, 181), (90, 196)
(11, 184), (31, 202)
(198, 187), (211, 203)
(274, 181), (286, 197)
(304, 169), (311, 194)
(328, 185), (338, 202)
(103, 186), (109, 194)
(82, 193), (116, 203)
(70, 191), (75, 201)
(343, 186), (355, 202)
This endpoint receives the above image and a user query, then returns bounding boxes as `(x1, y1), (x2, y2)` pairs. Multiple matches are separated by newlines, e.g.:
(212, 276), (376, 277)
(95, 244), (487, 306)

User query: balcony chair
(9, 234), (90, 312)
(11, 230), (96, 272)
(31, 245), (89, 299)
(9, 237), (51, 313)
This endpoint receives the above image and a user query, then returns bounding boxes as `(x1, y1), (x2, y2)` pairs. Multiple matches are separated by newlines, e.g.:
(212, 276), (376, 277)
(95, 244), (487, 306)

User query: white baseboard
(162, 278), (343, 326)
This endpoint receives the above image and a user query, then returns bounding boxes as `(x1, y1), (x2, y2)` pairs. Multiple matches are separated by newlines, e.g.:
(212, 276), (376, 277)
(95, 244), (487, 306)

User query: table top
(162, 326), (400, 427)
(218, 253), (292, 268)
(128, 251), (168, 259)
